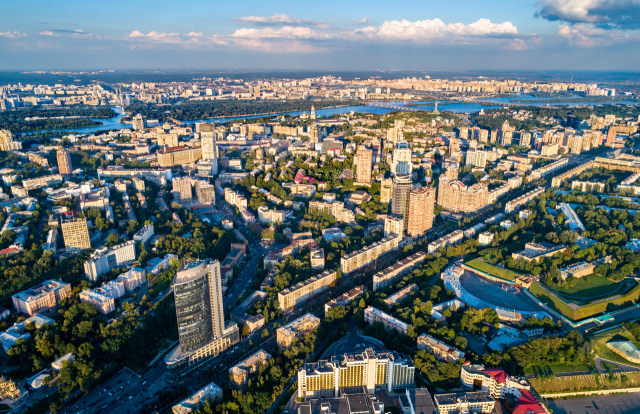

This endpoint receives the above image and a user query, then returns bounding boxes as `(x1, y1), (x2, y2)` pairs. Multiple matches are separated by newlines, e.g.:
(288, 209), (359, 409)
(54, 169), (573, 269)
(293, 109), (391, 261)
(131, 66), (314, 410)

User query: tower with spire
(433, 101), (439, 115)
(310, 105), (316, 120)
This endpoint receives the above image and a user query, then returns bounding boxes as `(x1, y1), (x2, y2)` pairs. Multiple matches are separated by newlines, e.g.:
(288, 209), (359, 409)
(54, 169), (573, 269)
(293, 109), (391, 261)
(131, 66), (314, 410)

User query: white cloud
(234, 14), (334, 29)
(557, 23), (637, 46)
(128, 30), (202, 44)
(350, 17), (371, 25)
(39, 31), (58, 36)
(0, 31), (25, 38)
(536, 0), (640, 30)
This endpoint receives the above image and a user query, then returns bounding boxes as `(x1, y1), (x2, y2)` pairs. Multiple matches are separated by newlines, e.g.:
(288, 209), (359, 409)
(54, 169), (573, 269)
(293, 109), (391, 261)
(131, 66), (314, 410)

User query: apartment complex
(527, 158), (568, 182)
(195, 181), (216, 204)
(324, 285), (367, 316)
(56, 148), (73, 175)
(372, 251), (427, 291)
(437, 179), (488, 214)
(257, 206), (285, 224)
(276, 313), (320, 350)
(355, 146), (373, 184)
(364, 306), (408, 335)
(297, 348), (414, 399)
(428, 230), (464, 254)
(504, 187), (545, 214)
(466, 150), (488, 168)
(84, 240), (137, 281)
(551, 160), (595, 187)
(61, 217), (91, 250)
(22, 174), (63, 190)
(383, 284), (418, 308)
(340, 234), (402, 275)
(165, 260), (240, 382)
(229, 349), (272, 389)
(79, 289), (115, 314)
(308, 200), (355, 224)
(407, 187), (436, 237)
(278, 270), (336, 312)
(12, 279), (72, 316)
(0, 130), (22, 151)
(417, 334), (464, 362)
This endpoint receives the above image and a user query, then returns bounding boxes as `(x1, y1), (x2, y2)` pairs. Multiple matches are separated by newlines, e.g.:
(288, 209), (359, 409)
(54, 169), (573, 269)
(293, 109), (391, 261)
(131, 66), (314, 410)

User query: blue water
(22, 93), (640, 135)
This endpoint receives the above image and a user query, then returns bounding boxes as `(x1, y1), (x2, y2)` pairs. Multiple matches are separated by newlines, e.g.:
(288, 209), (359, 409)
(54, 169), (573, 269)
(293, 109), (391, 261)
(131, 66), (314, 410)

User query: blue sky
(1, 0), (640, 70)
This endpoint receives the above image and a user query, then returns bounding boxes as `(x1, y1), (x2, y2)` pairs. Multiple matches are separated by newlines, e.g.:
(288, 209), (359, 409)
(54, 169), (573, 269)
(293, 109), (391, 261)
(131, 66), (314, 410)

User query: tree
(106, 232), (120, 247)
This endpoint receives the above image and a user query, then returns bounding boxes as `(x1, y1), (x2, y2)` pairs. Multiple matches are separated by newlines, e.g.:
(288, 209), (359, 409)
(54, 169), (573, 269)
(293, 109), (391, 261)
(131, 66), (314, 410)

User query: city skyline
(2, 0), (640, 70)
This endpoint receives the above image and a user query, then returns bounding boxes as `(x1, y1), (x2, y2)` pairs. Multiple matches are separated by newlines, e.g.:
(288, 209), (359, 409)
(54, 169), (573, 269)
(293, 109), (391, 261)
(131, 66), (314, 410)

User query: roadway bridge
(365, 102), (420, 112)
(474, 100), (524, 107)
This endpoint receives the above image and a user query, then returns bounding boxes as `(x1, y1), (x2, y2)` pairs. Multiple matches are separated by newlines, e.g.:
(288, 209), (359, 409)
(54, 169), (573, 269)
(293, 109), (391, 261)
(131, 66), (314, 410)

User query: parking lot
(548, 393), (640, 414)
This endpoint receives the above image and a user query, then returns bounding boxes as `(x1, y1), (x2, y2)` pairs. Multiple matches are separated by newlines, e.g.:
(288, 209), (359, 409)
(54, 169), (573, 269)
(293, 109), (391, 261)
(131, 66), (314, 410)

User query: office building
(340, 235), (402, 275)
(12, 279), (71, 316)
(79, 289), (115, 314)
(133, 224), (154, 244)
(277, 313), (320, 349)
(512, 242), (567, 262)
(229, 350), (272, 389)
(364, 307), (408, 334)
(131, 114), (147, 131)
(157, 146), (202, 167)
(165, 260), (240, 382)
(56, 148), (73, 176)
(278, 270), (336, 312)
(61, 217), (91, 250)
(84, 240), (137, 281)
(391, 175), (412, 231)
(407, 187), (435, 237)
(355, 146), (373, 184)
(297, 347), (414, 399)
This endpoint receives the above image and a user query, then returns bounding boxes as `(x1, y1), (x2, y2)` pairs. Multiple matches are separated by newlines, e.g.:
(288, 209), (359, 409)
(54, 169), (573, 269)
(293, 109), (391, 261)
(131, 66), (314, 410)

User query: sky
(1, 0), (640, 71)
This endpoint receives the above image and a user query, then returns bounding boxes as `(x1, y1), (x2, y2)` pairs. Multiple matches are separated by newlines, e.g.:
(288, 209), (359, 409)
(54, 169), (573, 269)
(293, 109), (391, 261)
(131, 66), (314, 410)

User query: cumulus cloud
(536, 0), (640, 30)
(0, 31), (25, 38)
(557, 23), (638, 46)
(128, 31), (203, 45)
(38, 29), (94, 37)
(234, 14), (335, 29)
(39, 31), (58, 36)
(350, 17), (371, 25)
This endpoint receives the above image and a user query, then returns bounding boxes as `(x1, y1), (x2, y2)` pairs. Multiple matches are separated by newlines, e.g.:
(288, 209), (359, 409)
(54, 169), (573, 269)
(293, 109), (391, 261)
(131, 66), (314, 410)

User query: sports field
(464, 258), (521, 281)
(551, 274), (623, 300)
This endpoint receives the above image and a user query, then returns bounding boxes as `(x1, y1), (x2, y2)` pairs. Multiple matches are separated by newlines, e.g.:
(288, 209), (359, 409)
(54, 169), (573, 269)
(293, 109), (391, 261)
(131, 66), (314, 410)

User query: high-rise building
(200, 124), (219, 175)
(407, 187), (436, 237)
(309, 126), (319, 144)
(165, 259), (239, 382)
(606, 127), (617, 147)
(465, 150), (487, 168)
(195, 181), (216, 204)
(392, 141), (412, 176)
(355, 146), (373, 184)
(131, 114), (147, 131)
(172, 177), (192, 201)
(391, 175), (412, 231)
(61, 217), (91, 250)
(0, 129), (22, 151)
(56, 148), (73, 175)
(380, 178), (393, 204)
(310, 105), (316, 120)
(519, 132), (532, 147)
(459, 127), (469, 140)
(437, 179), (488, 214)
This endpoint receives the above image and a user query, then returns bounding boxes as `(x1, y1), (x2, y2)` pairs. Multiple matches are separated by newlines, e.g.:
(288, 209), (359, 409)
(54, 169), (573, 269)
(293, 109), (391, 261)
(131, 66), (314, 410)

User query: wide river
(27, 94), (640, 135)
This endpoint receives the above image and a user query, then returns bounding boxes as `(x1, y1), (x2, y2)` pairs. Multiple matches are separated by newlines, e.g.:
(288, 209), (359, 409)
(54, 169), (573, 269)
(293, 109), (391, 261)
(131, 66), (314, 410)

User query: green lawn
(551, 274), (624, 300)
(590, 328), (640, 369)
(464, 258), (521, 281)
(524, 361), (592, 376)
(529, 282), (577, 320)
(600, 361), (621, 370)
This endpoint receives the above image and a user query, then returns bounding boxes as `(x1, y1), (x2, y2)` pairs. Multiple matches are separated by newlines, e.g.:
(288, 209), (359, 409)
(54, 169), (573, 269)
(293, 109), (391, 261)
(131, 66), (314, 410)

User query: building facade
(61, 217), (91, 250)
(278, 270), (336, 312)
(12, 279), (71, 316)
(84, 240), (137, 281)
(355, 146), (373, 184)
(391, 175), (412, 231)
(277, 313), (320, 349)
(56, 148), (73, 176)
(407, 187), (436, 237)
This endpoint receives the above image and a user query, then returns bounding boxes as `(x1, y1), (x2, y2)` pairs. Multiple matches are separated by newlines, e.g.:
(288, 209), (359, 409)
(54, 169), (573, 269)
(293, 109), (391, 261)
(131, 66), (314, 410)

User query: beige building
(229, 349), (272, 389)
(277, 313), (320, 349)
(310, 247), (325, 270)
(0, 130), (22, 152)
(157, 147), (202, 167)
(172, 177), (193, 201)
(434, 392), (494, 414)
(407, 187), (435, 237)
(364, 306), (408, 334)
(56, 148), (73, 175)
(22, 174), (63, 190)
(12, 279), (71, 316)
(372, 251), (427, 291)
(380, 178), (392, 204)
(157, 132), (179, 147)
(340, 234), (402, 275)
(427, 230), (464, 254)
(355, 146), (373, 184)
(308, 201), (355, 224)
(258, 206), (285, 224)
(278, 270), (336, 311)
(384, 215), (404, 238)
(417, 334), (464, 362)
(297, 348), (414, 399)
(79, 289), (115, 314)
(437, 179), (488, 214)
(195, 181), (215, 204)
(61, 217), (91, 250)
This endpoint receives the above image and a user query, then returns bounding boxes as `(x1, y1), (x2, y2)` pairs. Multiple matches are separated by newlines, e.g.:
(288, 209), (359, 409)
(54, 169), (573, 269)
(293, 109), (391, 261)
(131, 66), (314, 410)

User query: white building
(133, 224), (154, 244)
(172, 382), (223, 414)
(84, 240), (137, 281)
(478, 232), (494, 246)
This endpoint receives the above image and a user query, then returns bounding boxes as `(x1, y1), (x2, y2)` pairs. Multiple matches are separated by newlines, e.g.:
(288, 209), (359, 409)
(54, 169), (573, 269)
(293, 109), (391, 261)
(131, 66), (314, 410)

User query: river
(24, 93), (640, 135)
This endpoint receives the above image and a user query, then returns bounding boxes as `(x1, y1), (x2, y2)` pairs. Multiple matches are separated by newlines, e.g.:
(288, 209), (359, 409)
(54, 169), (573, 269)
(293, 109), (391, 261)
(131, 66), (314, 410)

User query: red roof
(512, 390), (545, 414)
(484, 368), (507, 384)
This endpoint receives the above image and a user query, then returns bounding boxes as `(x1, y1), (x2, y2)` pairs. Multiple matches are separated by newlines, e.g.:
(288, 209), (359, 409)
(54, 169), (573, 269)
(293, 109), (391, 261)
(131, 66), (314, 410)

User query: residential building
(116, 267), (146, 291)
(51, 353), (75, 371)
(465, 150), (487, 168)
(417, 334), (464, 362)
(380, 178), (392, 204)
(460, 363), (531, 401)
(277, 313), (320, 350)
(364, 306), (408, 334)
(407, 187), (436, 237)
(309, 200), (355, 224)
(297, 348), (414, 398)
(258, 206), (285, 224)
(22, 174), (62, 190)
(158, 132), (179, 147)
(165, 259), (240, 382)
(172, 177), (193, 201)
(355, 146), (373, 184)
(278, 270), (336, 312)
(383, 284), (418, 307)
(437, 179), (488, 214)
(324, 285), (367, 316)
(505, 188), (545, 214)
(133, 224), (154, 244)
(478, 232), (494, 246)
(384, 215), (404, 238)
(84, 240), (137, 281)
(551, 160), (595, 188)
(310, 246), (325, 270)
(428, 230), (464, 254)
(527, 158), (568, 182)
(372, 252), (427, 290)
(229, 350), (272, 389)
(571, 181), (605, 192)
(559, 202), (586, 231)
(79, 289), (115, 314)
(392, 141), (412, 176)
(60, 217), (91, 250)
(172, 382), (223, 414)
(56, 148), (73, 176)
(12, 279), (71, 316)
(0, 130), (21, 151)
(391, 174), (412, 231)
(200, 124), (219, 176)
(434, 392), (494, 414)
(157, 146), (202, 167)
(512, 242), (567, 262)
(131, 114), (147, 131)
(340, 235), (402, 275)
